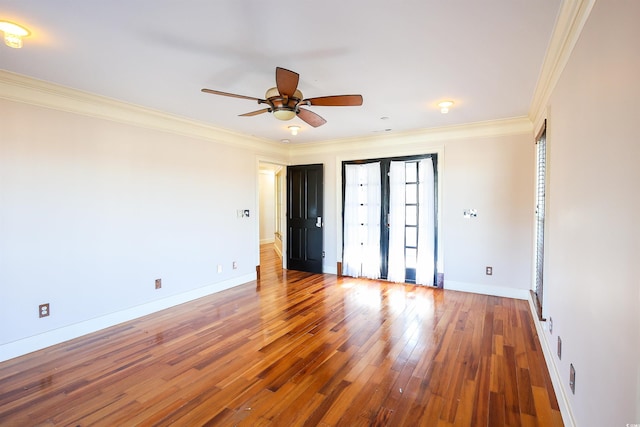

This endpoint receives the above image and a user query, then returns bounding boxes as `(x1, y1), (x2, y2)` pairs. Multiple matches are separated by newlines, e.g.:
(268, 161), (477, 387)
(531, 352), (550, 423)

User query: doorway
(258, 162), (286, 270)
(341, 155), (438, 285)
(286, 164), (324, 273)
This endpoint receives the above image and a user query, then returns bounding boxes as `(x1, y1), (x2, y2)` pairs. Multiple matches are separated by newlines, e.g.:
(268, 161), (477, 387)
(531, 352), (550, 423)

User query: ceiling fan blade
(239, 108), (270, 117)
(201, 88), (264, 102)
(304, 94), (363, 107)
(276, 67), (299, 97)
(297, 108), (327, 127)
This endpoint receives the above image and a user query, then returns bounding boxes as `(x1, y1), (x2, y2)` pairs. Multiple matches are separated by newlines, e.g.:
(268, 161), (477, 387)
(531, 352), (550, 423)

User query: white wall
(0, 96), (286, 360)
(540, 1), (640, 425)
(259, 170), (275, 244)
(443, 135), (534, 296)
(289, 124), (534, 299)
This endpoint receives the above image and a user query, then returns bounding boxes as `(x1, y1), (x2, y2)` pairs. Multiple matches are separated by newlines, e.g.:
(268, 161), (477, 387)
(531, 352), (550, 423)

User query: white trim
(0, 274), (255, 363)
(0, 70), (286, 155)
(260, 238), (275, 244)
(444, 280), (530, 300)
(526, 295), (577, 427)
(296, 117), (531, 157)
(273, 242), (282, 258)
(529, 0), (596, 126)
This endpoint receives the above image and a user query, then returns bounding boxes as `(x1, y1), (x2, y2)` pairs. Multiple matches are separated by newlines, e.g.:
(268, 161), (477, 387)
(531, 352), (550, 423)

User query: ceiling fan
(201, 67), (363, 127)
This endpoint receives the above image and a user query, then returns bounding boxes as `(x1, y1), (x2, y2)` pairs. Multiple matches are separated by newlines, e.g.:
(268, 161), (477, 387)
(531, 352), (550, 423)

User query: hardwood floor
(0, 245), (562, 426)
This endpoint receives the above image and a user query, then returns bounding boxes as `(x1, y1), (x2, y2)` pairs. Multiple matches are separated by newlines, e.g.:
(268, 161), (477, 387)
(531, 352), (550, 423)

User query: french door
(342, 155), (437, 285)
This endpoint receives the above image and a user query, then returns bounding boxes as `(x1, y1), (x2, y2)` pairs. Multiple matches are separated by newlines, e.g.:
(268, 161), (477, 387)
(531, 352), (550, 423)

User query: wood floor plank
(0, 245), (563, 426)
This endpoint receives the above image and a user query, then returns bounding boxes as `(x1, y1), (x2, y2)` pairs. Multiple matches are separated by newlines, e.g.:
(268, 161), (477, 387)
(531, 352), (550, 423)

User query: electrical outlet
(39, 303), (50, 318)
(232, 261), (237, 270)
(463, 209), (478, 218)
(217, 264), (223, 273)
(569, 364), (576, 394)
(557, 336), (562, 359)
(485, 266), (493, 275)
(155, 278), (162, 289)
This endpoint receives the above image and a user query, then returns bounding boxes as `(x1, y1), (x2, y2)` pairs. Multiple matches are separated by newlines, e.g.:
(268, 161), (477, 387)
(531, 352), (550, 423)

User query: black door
(287, 164), (323, 273)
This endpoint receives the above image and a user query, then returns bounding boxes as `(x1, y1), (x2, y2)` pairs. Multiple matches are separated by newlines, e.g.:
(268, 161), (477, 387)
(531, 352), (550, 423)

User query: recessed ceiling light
(281, 139), (291, 144)
(0, 21), (30, 48)
(438, 101), (454, 114)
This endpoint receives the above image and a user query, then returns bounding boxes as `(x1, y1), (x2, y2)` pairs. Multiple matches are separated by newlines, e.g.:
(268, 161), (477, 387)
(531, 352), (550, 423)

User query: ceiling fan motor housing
(265, 87), (303, 120)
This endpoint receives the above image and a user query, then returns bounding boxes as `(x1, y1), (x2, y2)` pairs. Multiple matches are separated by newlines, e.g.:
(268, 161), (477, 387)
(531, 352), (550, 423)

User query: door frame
(257, 158), (288, 270)
(335, 147), (445, 282)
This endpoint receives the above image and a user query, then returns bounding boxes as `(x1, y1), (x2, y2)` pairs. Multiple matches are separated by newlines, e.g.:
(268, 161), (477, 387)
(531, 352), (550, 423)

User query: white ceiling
(0, 0), (561, 144)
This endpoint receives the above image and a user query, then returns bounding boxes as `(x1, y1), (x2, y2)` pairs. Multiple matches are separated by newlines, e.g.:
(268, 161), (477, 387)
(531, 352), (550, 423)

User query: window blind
(534, 127), (546, 319)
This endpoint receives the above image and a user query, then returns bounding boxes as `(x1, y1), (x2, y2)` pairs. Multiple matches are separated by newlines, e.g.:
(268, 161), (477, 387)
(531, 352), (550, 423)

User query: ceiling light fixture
(438, 101), (454, 114)
(266, 86), (302, 121)
(274, 109), (296, 121)
(0, 21), (30, 48)
(288, 125), (300, 136)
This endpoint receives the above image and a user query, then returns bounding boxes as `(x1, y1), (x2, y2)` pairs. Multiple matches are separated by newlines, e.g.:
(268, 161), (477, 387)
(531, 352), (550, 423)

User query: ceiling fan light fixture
(202, 67), (362, 128)
(273, 108), (296, 121)
(0, 21), (30, 48)
(438, 101), (454, 114)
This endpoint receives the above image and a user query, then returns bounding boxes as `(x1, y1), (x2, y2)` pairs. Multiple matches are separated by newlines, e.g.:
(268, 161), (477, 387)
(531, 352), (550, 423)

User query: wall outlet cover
(39, 303), (50, 318)
(557, 336), (562, 359)
(569, 363), (576, 394)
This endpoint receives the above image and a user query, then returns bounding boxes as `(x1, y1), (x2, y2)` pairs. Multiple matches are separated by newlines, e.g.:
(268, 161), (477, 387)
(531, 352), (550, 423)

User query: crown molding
(288, 116), (533, 157)
(1, 69), (535, 159)
(0, 70), (287, 155)
(529, 0), (596, 127)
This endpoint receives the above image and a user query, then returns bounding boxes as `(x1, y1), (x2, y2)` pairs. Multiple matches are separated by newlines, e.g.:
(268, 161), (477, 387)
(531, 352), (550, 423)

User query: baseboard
(260, 238), (275, 244)
(526, 296), (576, 427)
(444, 280), (530, 300)
(0, 274), (255, 362)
